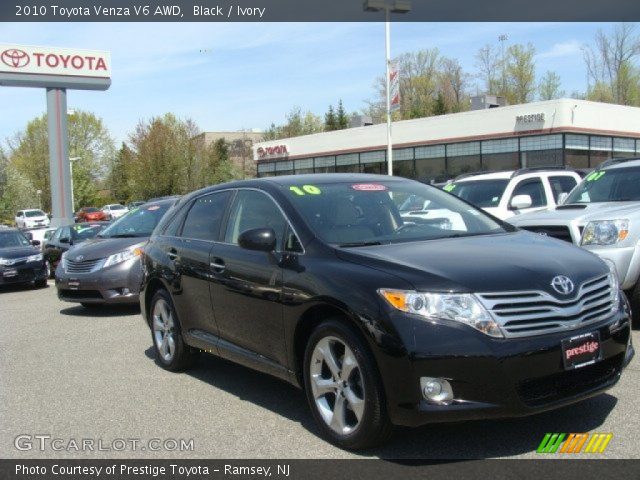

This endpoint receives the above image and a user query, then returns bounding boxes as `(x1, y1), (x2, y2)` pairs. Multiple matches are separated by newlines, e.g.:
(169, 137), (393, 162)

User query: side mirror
(557, 192), (569, 205)
(238, 228), (276, 252)
(510, 194), (533, 210)
(31, 239), (41, 246)
(60, 237), (70, 244)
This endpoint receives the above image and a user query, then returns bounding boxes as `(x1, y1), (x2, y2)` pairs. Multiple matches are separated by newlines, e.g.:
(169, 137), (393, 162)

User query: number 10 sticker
(289, 185), (321, 195)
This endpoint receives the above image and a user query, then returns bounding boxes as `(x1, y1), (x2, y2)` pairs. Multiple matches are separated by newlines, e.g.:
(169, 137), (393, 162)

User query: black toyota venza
(140, 174), (634, 449)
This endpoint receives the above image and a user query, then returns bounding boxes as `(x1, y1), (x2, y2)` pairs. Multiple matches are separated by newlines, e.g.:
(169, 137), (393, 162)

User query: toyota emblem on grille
(551, 275), (574, 295)
(75, 255), (84, 262)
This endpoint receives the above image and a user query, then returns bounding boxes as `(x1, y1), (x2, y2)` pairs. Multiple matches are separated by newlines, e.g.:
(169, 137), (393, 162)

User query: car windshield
(109, 204), (126, 210)
(281, 179), (510, 246)
(84, 207), (99, 213)
(72, 224), (105, 241)
(98, 203), (171, 238)
(25, 210), (46, 217)
(443, 179), (509, 208)
(0, 231), (30, 248)
(564, 166), (640, 204)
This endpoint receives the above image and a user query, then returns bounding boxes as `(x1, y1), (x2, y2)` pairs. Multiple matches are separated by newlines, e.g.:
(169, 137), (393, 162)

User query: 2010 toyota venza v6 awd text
(140, 174), (634, 450)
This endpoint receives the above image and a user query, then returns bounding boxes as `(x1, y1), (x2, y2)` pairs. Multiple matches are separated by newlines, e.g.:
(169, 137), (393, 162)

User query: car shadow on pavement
(60, 304), (141, 317)
(0, 284), (49, 293)
(143, 346), (618, 459)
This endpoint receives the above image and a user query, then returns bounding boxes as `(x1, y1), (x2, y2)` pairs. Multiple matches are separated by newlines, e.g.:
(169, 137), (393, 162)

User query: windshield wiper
(103, 233), (139, 238)
(338, 241), (383, 248)
(556, 204), (588, 209)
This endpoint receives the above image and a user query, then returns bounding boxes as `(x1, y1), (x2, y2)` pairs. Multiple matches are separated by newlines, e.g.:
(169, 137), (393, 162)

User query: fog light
(420, 377), (454, 405)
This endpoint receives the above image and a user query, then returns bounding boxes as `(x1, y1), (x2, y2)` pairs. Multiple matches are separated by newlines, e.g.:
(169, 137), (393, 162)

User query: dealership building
(253, 98), (640, 181)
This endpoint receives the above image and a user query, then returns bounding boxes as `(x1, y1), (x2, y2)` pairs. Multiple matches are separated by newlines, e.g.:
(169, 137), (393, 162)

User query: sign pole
(46, 87), (73, 227)
(385, 8), (393, 176)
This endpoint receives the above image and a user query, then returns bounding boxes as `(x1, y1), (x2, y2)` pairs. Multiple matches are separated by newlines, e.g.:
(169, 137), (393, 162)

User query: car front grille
(520, 225), (574, 243)
(64, 258), (103, 274)
(477, 275), (614, 338)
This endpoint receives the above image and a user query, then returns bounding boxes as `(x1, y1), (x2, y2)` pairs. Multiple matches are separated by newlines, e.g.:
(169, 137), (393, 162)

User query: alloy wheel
(309, 336), (365, 435)
(152, 298), (176, 362)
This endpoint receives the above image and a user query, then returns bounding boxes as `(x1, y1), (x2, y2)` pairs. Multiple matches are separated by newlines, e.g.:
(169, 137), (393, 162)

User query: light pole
(498, 34), (508, 95)
(69, 156), (81, 212)
(364, 0), (411, 176)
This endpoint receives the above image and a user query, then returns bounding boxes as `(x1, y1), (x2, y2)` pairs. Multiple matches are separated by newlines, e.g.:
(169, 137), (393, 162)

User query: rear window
(446, 180), (509, 208)
(25, 210), (46, 217)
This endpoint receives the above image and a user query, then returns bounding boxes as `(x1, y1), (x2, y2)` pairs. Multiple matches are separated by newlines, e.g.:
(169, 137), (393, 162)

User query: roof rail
(453, 170), (506, 181)
(510, 166), (574, 178)
(596, 156), (640, 170)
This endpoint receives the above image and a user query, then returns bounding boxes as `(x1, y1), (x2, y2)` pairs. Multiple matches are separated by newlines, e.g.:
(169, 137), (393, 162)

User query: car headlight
(27, 253), (43, 262)
(0, 257), (11, 266)
(102, 244), (144, 268)
(603, 260), (621, 313)
(581, 220), (629, 246)
(378, 289), (503, 338)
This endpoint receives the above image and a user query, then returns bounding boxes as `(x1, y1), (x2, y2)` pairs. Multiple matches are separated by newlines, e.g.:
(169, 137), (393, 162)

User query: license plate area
(3, 269), (18, 277)
(562, 331), (602, 370)
(68, 279), (80, 290)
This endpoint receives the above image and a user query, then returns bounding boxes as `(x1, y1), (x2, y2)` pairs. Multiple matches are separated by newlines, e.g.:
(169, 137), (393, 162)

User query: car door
(209, 189), (288, 366)
(44, 227), (63, 266)
(169, 190), (233, 337)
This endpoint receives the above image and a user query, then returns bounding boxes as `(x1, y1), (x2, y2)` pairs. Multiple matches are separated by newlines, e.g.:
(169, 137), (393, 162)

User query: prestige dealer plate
(562, 331), (602, 370)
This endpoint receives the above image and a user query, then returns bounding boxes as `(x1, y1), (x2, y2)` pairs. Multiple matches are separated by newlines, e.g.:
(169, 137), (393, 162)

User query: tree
(107, 143), (134, 202)
(583, 23), (640, 105)
(336, 100), (349, 129)
(505, 43), (536, 104)
(439, 58), (470, 112)
(475, 44), (501, 95)
(432, 91), (448, 116)
(538, 71), (565, 100)
(263, 107), (324, 140)
(7, 110), (114, 212)
(324, 105), (337, 131)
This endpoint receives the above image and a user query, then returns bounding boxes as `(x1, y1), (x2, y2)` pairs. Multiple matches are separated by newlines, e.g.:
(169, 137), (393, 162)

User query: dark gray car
(55, 198), (177, 308)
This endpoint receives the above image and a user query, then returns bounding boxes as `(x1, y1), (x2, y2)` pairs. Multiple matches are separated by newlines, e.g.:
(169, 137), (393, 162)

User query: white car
(442, 168), (582, 220)
(15, 209), (50, 229)
(102, 204), (128, 221)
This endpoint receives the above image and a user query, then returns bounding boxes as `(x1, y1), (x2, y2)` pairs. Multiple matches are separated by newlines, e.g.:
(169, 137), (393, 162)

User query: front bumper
(378, 310), (633, 427)
(55, 258), (142, 304)
(0, 262), (47, 285)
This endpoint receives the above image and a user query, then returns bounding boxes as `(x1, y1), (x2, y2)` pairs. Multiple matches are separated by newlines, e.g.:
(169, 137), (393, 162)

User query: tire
(630, 282), (640, 329)
(149, 289), (197, 371)
(303, 318), (393, 450)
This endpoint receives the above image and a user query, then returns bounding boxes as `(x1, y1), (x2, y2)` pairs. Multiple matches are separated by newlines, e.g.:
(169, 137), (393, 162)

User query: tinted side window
(52, 228), (63, 241)
(549, 176), (577, 202)
(163, 204), (189, 237)
(511, 179), (547, 208)
(224, 190), (287, 250)
(181, 191), (231, 241)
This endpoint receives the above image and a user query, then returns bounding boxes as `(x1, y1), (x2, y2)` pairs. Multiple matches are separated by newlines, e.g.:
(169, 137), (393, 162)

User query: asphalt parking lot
(1, 281), (638, 460)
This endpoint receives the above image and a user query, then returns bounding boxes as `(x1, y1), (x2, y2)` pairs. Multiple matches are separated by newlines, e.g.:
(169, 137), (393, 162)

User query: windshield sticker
(585, 171), (606, 182)
(146, 205), (160, 211)
(443, 184), (456, 192)
(289, 185), (321, 196)
(351, 183), (387, 191)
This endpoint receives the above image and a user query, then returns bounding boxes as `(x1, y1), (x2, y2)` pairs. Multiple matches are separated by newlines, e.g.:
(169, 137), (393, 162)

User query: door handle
(210, 258), (226, 272)
(167, 248), (178, 260)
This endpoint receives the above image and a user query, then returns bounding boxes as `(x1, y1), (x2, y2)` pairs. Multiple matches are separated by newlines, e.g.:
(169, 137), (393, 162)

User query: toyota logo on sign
(551, 275), (575, 295)
(1, 48), (30, 68)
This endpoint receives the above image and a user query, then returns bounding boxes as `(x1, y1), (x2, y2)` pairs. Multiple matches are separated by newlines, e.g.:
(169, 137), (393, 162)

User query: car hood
(0, 246), (41, 259)
(24, 216), (48, 221)
(335, 231), (608, 295)
(509, 202), (640, 225)
(66, 237), (147, 261)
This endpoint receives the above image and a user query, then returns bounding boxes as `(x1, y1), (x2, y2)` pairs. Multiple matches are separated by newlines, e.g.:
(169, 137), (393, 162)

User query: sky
(0, 22), (626, 146)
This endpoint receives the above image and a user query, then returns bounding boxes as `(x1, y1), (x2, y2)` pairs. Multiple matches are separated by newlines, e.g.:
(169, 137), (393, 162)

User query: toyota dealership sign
(0, 43), (110, 90)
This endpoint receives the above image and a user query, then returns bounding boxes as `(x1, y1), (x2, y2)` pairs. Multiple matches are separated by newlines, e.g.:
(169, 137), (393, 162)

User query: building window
(589, 135), (612, 167)
(613, 137), (636, 158)
(257, 162), (275, 177)
(274, 160), (293, 176)
(314, 156), (336, 173)
(565, 134), (589, 169)
(359, 150), (385, 175)
(415, 145), (446, 181)
(393, 148), (414, 161)
(482, 138), (520, 171)
(335, 153), (359, 173)
(393, 160), (414, 178)
(294, 158), (314, 174)
(520, 134), (563, 167)
(447, 142), (481, 176)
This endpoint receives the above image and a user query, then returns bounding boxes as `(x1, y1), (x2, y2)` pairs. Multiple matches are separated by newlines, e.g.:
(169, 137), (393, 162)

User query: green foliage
(538, 71), (565, 101)
(263, 107), (324, 140)
(336, 100), (349, 129)
(324, 105), (337, 131)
